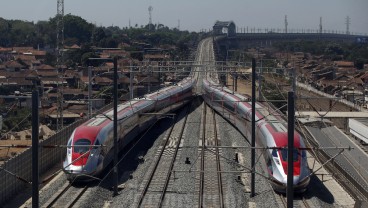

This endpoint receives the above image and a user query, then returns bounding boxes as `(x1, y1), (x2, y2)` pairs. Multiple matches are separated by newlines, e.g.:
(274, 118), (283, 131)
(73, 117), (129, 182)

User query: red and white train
(63, 77), (196, 180)
(202, 78), (310, 193)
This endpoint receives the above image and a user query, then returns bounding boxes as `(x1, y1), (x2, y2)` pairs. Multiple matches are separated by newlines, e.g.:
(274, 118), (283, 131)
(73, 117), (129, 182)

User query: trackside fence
(0, 102), (113, 206)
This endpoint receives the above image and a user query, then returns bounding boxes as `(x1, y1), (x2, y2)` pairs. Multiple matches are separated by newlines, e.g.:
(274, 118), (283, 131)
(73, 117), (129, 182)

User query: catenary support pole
(287, 91), (295, 208)
(88, 66), (92, 118)
(130, 60), (133, 100)
(259, 59), (262, 99)
(113, 57), (119, 196)
(251, 58), (256, 197)
(32, 90), (39, 208)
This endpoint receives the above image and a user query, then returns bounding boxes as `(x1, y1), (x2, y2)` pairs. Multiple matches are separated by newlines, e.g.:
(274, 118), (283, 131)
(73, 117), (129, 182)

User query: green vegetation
(0, 15), (201, 67)
(261, 81), (288, 112)
(0, 106), (31, 132)
(274, 40), (368, 69)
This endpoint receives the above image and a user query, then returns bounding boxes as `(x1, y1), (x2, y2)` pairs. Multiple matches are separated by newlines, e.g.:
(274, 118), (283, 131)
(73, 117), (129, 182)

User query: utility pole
(130, 60), (134, 100)
(113, 57), (119, 196)
(32, 90), (39, 208)
(56, 0), (64, 131)
(88, 66), (92, 118)
(345, 16), (351, 35)
(285, 15), (288, 33)
(148, 6), (153, 31)
(251, 58), (256, 197)
(259, 57), (263, 99)
(287, 91), (295, 208)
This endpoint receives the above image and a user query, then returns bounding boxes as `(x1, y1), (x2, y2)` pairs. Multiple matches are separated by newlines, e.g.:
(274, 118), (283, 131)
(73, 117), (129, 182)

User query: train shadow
(96, 97), (203, 191)
(300, 174), (335, 204)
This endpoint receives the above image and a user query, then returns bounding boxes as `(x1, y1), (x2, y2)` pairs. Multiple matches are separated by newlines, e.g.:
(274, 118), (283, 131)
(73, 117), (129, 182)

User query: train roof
(84, 99), (145, 128)
(204, 79), (302, 147)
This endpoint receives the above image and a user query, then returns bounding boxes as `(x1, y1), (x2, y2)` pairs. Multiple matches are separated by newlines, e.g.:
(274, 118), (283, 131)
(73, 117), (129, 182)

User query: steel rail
(213, 109), (224, 208)
(158, 105), (191, 207)
(135, 115), (177, 208)
(198, 104), (206, 208)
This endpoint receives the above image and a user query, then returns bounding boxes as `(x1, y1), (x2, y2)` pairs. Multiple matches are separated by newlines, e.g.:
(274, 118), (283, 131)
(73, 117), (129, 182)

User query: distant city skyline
(1, 0), (368, 34)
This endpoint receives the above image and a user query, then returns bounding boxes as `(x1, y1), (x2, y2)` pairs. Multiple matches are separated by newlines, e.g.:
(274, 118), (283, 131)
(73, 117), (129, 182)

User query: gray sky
(1, 0), (368, 34)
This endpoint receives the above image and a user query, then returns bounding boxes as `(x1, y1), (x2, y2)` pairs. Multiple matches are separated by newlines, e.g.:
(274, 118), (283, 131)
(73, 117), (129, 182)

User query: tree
(81, 52), (99, 67)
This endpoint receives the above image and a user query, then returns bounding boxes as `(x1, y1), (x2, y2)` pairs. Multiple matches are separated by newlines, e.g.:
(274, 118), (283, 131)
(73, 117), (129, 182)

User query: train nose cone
(293, 175), (301, 184)
(280, 175), (301, 184)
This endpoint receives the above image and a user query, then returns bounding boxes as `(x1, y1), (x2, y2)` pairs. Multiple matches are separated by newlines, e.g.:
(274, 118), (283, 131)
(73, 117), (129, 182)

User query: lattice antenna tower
(56, 0), (64, 130)
(178, 19), (180, 31)
(57, 0), (64, 63)
(345, 16), (350, 35)
(284, 15), (288, 33)
(148, 6), (153, 30)
(319, 17), (323, 34)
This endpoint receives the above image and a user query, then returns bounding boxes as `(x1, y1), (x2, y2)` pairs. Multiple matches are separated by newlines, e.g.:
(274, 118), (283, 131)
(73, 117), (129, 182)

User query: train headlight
(274, 158), (280, 165)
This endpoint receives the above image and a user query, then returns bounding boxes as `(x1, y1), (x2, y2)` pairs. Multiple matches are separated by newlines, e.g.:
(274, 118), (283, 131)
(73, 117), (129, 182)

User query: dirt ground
(0, 140), (32, 164)
(227, 75), (253, 96)
(0, 125), (55, 164)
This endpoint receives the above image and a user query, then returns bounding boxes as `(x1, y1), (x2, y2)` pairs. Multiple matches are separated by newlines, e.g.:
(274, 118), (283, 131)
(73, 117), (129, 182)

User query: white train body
(202, 78), (310, 192)
(63, 77), (196, 180)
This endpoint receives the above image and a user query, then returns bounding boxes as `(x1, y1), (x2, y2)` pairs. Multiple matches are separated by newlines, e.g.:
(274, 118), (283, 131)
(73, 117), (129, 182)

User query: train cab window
(67, 138), (72, 149)
(280, 148), (299, 162)
(93, 140), (100, 149)
(74, 139), (91, 153)
(301, 150), (306, 158)
(272, 149), (278, 157)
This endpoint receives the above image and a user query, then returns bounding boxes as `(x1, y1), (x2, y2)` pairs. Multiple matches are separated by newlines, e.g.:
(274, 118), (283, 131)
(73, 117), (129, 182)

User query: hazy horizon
(1, 0), (367, 34)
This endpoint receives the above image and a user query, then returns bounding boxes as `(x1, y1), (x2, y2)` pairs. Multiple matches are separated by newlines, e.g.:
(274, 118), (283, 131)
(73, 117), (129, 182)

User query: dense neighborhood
(0, 15), (201, 134)
(0, 14), (368, 139)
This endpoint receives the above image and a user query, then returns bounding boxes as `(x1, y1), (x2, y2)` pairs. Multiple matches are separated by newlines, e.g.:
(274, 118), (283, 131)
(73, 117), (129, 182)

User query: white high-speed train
(202, 78), (310, 193)
(63, 77), (196, 180)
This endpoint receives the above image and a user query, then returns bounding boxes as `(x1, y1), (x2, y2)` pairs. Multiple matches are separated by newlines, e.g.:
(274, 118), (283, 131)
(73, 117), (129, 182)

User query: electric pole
(148, 6), (153, 31)
(285, 15), (288, 33)
(345, 16), (351, 35)
(56, 0), (64, 130)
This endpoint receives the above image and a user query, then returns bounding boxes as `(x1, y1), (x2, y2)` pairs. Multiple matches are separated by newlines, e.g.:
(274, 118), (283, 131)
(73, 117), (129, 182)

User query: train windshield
(74, 139), (91, 153)
(280, 148), (299, 162)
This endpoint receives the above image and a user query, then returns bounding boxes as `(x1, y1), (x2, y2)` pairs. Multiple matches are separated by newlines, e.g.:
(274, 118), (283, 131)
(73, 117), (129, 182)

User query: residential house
(3, 60), (24, 72)
(63, 69), (80, 88)
(0, 71), (38, 93)
(333, 61), (356, 75)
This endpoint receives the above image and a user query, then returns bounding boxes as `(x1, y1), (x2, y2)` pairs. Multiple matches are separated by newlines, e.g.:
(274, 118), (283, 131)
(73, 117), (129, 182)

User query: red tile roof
(4, 61), (24, 68)
(36, 64), (56, 71)
(334, 61), (354, 67)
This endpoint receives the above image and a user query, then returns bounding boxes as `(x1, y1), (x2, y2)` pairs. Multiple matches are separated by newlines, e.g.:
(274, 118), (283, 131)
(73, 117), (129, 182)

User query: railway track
(42, 183), (88, 208)
(198, 104), (224, 208)
(277, 193), (312, 208)
(301, 124), (368, 202)
(135, 104), (190, 207)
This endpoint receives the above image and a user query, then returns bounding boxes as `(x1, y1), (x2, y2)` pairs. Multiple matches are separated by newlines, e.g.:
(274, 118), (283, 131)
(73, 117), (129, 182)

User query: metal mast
(284, 15), (288, 33)
(345, 16), (350, 35)
(319, 17), (323, 34)
(56, 0), (64, 130)
(148, 6), (153, 30)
